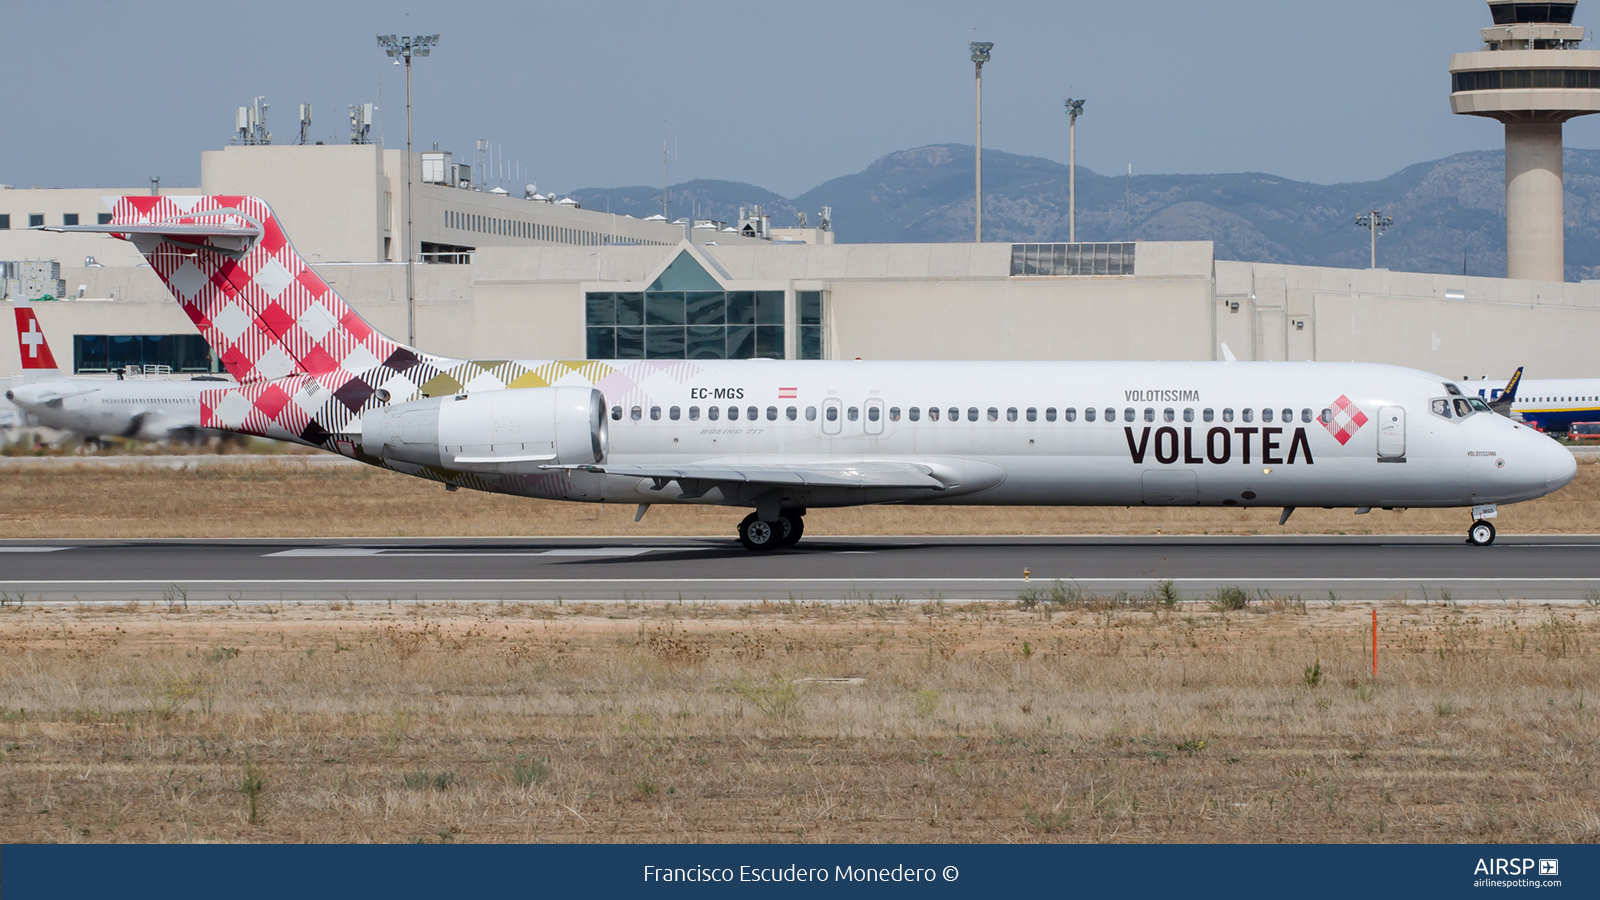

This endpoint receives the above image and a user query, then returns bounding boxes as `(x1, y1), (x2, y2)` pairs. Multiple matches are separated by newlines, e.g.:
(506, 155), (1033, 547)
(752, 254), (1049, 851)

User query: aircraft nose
(1545, 437), (1578, 494)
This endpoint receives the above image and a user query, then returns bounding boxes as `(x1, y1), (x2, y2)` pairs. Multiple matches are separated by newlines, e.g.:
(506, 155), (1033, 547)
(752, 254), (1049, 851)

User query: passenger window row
(610, 404), (1326, 426)
(614, 405), (814, 422)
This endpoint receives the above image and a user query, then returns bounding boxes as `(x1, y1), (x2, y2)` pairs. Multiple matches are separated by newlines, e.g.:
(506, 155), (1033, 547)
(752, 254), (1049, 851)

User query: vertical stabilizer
(12, 297), (63, 383)
(103, 195), (412, 384)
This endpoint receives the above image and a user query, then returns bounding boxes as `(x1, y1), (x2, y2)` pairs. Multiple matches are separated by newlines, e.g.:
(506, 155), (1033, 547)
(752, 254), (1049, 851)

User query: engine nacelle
(360, 386), (607, 472)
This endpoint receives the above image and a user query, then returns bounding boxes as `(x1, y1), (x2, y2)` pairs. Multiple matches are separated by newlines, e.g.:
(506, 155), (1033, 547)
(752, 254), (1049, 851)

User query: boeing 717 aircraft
(5, 297), (220, 443)
(46, 196), (1578, 549)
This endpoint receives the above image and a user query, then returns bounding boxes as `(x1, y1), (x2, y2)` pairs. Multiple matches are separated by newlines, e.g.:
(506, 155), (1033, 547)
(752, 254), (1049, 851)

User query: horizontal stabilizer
(41, 208), (262, 257)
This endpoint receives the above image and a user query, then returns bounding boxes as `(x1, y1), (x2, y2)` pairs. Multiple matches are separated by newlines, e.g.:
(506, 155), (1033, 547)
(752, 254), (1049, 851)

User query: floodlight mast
(970, 41), (992, 243)
(377, 32), (440, 347)
(1355, 209), (1393, 269)
(1064, 97), (1085, 243)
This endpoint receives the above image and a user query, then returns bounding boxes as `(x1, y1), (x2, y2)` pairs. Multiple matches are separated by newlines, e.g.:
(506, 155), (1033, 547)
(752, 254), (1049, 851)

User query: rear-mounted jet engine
(360, 386), (607, 472)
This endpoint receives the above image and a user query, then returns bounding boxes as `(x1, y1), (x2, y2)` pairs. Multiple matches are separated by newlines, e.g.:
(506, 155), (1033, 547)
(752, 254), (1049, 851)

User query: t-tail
(12, 296), (63, 383)
(45, 196), (450, 445)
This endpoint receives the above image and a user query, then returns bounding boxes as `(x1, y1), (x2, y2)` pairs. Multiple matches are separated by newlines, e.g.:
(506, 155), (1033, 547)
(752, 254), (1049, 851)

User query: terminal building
(6, 0), (1600, 384)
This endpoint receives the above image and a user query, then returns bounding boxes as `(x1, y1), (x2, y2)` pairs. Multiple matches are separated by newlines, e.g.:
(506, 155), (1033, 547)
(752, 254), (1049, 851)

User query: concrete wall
(10, 240), (1600, 381)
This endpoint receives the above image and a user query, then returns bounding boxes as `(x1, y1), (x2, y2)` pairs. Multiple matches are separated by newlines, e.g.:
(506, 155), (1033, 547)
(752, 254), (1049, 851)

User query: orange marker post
(1371, 609), (1378, 677)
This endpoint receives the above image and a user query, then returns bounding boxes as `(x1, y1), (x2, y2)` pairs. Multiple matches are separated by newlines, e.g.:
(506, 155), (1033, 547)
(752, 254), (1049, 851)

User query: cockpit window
(1432, 399), (1451, 418)
(1468, 398), (1491, 413)
(1445, 383), (1463, 396)
(1453, 398), (1472, 418)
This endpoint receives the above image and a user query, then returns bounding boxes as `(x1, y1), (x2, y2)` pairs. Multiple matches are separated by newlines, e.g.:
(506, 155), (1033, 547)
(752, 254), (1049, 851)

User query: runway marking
(265, 547), (670, 558)
(0, 547), (71, 553)
(6, 576), (1600, 586)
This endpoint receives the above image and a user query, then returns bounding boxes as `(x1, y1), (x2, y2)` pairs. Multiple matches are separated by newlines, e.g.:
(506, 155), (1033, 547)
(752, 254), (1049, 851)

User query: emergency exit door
(1376, 406), (1405, 460)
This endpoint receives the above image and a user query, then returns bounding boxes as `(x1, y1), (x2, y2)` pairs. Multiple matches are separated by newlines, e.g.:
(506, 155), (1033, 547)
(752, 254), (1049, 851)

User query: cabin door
(1376, 406), (1406, 460)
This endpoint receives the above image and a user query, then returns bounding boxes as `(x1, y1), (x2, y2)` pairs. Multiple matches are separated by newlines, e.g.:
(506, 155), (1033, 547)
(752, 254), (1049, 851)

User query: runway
(2, 534), (1599, 603)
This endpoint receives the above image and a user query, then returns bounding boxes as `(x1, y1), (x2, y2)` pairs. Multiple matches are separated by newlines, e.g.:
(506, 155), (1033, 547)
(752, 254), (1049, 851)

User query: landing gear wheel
(776, 512), (805, 547)
(1467, 519), (1496, 547)
(738, 513), (781, 551)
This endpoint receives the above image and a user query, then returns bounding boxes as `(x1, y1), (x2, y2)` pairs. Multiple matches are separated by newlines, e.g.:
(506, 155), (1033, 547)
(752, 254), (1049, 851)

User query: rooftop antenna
(348, 103), (375, 144)
(232, 96), (271, 145)
(476, 139), (487, 190)
(297, 103), (312, 145)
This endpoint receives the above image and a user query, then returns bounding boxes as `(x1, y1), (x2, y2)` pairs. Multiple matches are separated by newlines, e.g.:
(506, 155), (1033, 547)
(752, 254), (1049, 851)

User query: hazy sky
(8, 1), (1595, 197)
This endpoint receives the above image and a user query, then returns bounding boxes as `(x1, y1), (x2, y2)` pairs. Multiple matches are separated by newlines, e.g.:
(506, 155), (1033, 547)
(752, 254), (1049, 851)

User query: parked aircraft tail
(1489, 365), (1524, 417)
(12, 296), (63, 382)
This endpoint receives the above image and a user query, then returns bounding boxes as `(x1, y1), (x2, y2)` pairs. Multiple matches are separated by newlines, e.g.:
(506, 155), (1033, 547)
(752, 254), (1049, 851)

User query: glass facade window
(1491, 3), (1577, 25)
(63, 214), (79, 226)
(1453, 68), (1600, 92)
(1010, 242), (1136, 276)
(586, 254), (820, 360)
(29, 214), (44, 228)
(73, 334), (217, 374)
(586, 286), (784, 360)
(798, 290), (825, 360)
(97, 213), (112, 225)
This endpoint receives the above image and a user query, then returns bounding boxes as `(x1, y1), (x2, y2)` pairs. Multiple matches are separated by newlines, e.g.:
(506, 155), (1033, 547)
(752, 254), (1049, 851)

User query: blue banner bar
(2, 844), (1593, 898)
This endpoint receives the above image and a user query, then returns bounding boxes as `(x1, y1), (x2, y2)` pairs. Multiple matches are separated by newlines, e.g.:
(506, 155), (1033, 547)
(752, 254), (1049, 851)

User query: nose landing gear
(737, 509), (805, 551)
(1467, 519), (1496, 547)
(1466, 503), (1497, 547)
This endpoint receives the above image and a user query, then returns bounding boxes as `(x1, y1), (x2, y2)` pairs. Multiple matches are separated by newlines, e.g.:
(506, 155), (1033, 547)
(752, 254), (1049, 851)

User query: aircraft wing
(542, 459), (951, 494)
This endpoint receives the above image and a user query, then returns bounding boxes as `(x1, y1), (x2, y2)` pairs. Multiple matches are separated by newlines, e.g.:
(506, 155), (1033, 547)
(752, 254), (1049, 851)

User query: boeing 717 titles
(45, 196), (1578, 549)
(6, 297), (220, 442)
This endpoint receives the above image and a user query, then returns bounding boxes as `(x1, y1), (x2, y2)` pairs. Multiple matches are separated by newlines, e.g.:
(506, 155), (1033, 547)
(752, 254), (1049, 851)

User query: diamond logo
(1322, 395), (1369, 446)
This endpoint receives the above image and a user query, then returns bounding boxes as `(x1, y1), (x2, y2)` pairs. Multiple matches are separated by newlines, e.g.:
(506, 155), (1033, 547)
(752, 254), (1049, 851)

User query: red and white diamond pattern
(1323, 394), (1368, 446)
(108, 195), (404, 385)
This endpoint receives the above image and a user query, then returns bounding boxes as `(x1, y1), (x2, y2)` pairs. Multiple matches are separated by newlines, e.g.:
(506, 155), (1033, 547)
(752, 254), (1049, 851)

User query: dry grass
(1, 457), (1598, 538)
(0, 597), (1596, 843)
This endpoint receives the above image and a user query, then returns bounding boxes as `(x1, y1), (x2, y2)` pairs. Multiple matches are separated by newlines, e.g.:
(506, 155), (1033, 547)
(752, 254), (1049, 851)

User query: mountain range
(571, 143), (1600, 282)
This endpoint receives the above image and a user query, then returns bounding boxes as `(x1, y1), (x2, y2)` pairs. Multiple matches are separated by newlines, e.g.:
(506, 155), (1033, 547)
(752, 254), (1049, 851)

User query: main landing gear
(1466, 504), (1497, 547)
(738, 509), (805, 551)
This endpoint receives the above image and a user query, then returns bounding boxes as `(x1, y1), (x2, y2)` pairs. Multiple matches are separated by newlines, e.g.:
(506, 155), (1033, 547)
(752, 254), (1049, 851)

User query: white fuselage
(426, 359), (1576, 511)
(6, 378), (212, 441)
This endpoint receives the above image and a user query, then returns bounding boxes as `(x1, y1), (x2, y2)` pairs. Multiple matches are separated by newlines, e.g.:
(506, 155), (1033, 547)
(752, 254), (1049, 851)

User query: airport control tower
(1451, 0), (1600, 282)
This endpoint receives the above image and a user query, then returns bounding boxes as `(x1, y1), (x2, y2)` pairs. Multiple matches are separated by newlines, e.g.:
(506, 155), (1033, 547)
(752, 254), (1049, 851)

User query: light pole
(1354, 209), (1393, 269)
(1064, 97), (1084, 243)
(377, 32), (439, 348)
(970, 41), (992, 243)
